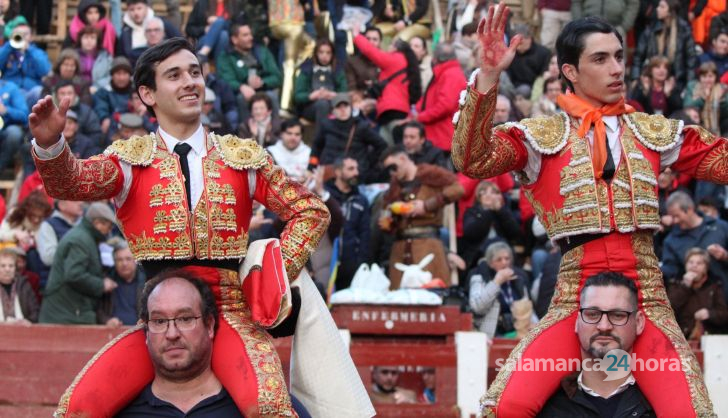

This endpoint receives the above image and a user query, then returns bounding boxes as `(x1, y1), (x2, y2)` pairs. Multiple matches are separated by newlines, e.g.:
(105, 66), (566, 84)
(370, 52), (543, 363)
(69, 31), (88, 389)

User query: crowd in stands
(1, 0), (728, 391)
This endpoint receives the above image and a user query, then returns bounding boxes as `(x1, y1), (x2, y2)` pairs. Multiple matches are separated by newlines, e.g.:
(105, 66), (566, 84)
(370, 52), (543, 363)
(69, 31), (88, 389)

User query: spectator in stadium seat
(0, 77), (27, 175)
(662, 191), (728, 292)
(39, 203), (119, 325)
(401, 121), (450, 169)
(506, 24), (552, 89)
(571, 0), (639, 38)
(629, 55), (682, 116)
(530, 54), (560, 103)
(667, 248), (728, 338)
(683, 61), (728, 135)
(371, 0), (431, 43)
(0, 16), (51, 106)
(0, 247), (39, 324)
(41, 49), (93, 106)
(493, 95), (513, 125)
(74, 25), (113, 94)
(216, 22), (282, 123)
(143, 17), (166, 48)
(199, 54), (239, 132)
(468, 241), (532, 339)
(460, 181), (522, 269)
(185, 0), (241, 59)
(309, 93), (387, 185)
(66, 0), (117, 55)
(412, 42), (466, 153)
(325, 157), (370, 290)
(267, 118), (310, 182)
(698, 27), (728, 77)
(538, 0), (572, 51)
(238, 93), (280, 147)
(35, 199), (83, 289)
(531, 76), (562, 117)
(345, 27), (382, 118)
(631, 0), (696, 92)
(97, 241), (146, 327)
(351, 25), (422, 146)
(93, 57), (134, 137)
(452, 21), (480, 75)
(54, 80), (104, 147)
(408, 36), (432, 95)
(201, 87), (234, 136)
(294, 38), (347, 127)
(369, 366), (417, 404)
(119, 0), (183, 67)
(63, 110), (99, 159)
(0, 191), (52, 253)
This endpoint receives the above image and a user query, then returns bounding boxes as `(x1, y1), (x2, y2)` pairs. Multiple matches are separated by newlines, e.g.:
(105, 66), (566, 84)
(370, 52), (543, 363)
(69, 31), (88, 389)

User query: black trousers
(20, 0), (53, 35)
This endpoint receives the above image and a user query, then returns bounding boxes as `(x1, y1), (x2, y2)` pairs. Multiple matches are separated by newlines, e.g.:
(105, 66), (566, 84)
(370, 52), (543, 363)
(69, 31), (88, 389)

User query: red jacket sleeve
(670, 125), (728, 185)
(451, 84), (529, 179)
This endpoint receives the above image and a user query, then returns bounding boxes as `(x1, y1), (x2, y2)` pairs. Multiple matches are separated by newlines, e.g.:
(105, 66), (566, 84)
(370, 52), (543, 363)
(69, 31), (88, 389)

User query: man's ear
(561, 63), (578, 86)
(635, 310), (645, 336)
(138, 85), (155, 109)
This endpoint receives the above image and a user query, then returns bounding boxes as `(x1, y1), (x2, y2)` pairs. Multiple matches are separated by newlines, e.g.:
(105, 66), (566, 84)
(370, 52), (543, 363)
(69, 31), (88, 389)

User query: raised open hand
(477, 3), (522, 77)
(29, 95), (70, 149)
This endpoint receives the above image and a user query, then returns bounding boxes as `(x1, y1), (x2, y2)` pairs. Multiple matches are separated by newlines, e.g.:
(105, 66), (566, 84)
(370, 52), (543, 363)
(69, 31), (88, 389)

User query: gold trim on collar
(212, 133), (267, 170)
(104, 134), (156, 166)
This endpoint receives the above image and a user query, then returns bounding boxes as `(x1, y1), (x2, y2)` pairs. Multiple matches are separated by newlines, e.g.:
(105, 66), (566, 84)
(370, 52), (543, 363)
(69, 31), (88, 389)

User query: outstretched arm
(30, 96), (124, 201)
(451, 3), (528, 178)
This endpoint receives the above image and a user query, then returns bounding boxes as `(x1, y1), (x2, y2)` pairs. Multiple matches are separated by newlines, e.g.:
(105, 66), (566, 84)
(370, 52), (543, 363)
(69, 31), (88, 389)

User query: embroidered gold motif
(217, 271), (294, 417)
(152, 208), (187, 234)
(209, 204), (237, 231)
(54, 326), (145, 418)
(193, 193), (210, 258)
(104, 134), (156, 166)
(696, 141), (728, 184)
(452, 86), (521, 178)
(520, 113), (569, 154)
(204, 159), (222, 178)
(212, 133), (268, 170)
(33, 145), (123, 201)
(632, 233), (715, 417)
(208, 182), (237, 205)
(149, 182), (184, 207)
(157, 158), (178, 179)
(127, 230), (192, 259)
(483, 246), (585, 409)
(625, 113), (681, 151)
(256, 155), (330, 279)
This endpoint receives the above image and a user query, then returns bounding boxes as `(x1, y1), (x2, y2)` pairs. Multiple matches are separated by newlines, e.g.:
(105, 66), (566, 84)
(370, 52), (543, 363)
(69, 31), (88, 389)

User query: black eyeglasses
(385, 163), (398, 173)
(146, 316), (202, 333)
(579, 308), (634, 326)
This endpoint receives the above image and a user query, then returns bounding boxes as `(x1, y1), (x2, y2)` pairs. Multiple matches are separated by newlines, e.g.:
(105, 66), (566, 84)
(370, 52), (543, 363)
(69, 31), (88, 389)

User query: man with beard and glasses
(538, 272), (655, 417)
(325, 157), (370, 290)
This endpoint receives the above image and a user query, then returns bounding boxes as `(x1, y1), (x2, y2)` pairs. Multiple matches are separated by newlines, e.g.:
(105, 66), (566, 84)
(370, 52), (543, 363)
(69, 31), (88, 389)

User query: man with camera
(0, 16), (51, 108)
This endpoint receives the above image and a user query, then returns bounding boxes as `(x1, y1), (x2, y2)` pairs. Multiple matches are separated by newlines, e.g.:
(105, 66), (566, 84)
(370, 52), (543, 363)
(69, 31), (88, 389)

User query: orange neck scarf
(556, 93), (635, 179)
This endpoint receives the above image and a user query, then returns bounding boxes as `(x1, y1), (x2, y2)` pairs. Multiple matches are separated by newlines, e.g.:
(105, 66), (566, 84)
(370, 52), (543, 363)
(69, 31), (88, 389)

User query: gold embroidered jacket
(32, 133), (330, 279)
(451, 82), (728, 240)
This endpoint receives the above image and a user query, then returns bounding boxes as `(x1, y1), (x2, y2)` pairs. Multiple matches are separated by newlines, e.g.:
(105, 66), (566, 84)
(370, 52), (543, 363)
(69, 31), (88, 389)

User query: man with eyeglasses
(118, 270), (311, 417)
(538, 272), (655, 417)
(369, 366), (417, 404)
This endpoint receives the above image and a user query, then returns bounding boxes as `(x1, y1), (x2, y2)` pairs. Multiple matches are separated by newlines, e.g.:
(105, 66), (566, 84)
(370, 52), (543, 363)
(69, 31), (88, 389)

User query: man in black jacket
(401, 121), (451, 170)
(325, 157), (370, 290)
(538, 272), (655, 417)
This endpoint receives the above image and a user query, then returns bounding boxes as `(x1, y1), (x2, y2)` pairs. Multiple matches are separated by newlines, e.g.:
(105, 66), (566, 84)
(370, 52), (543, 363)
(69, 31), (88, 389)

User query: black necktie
(603, 139), (615, 181)
(174, 142), (192, 210)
